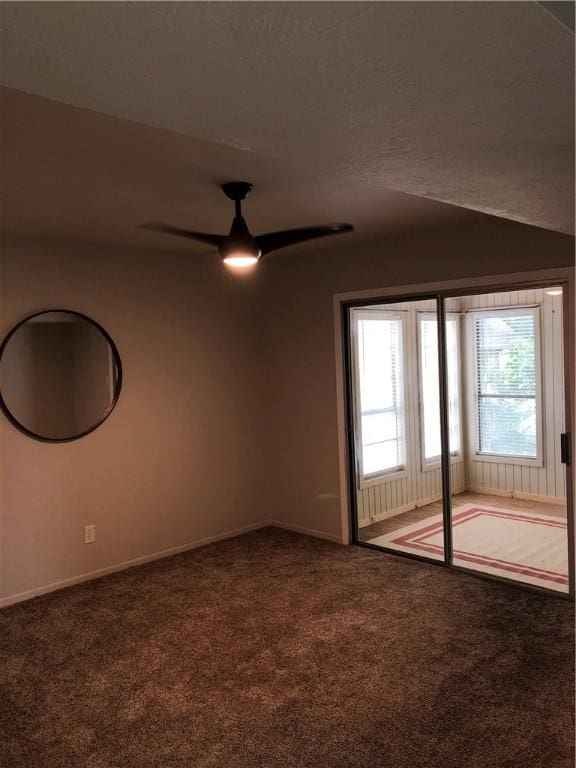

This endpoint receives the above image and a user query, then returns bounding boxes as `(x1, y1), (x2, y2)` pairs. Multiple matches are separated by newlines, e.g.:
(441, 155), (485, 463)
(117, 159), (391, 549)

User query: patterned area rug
(367, 503), (569, 592)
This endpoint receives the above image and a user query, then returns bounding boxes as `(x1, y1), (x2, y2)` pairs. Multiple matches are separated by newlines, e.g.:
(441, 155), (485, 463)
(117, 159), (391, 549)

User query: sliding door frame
(336, 267), (574, 600)
(342, 294), (452, 567)
(437, 297), (454, 566)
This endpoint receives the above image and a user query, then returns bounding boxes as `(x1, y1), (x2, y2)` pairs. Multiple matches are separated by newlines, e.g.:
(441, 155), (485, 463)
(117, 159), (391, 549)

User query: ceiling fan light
(222, 252), (260, 268)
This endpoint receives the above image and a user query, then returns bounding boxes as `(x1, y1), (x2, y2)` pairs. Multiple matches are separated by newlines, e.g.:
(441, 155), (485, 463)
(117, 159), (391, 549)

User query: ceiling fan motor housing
(221, 181), (253, 202)
(221, 213), (261, 260)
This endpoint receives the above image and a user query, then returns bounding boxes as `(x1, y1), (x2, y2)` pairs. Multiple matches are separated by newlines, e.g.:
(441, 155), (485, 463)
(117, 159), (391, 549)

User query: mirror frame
(0, 309), (123, 443)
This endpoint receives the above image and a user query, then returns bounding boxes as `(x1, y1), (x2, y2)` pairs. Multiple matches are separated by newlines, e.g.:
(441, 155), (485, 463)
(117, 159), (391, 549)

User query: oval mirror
(0, 310), (122, 442)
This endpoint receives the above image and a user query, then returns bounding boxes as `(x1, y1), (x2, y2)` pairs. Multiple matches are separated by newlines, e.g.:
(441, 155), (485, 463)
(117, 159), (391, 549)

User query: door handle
(560, 433), (571, 465)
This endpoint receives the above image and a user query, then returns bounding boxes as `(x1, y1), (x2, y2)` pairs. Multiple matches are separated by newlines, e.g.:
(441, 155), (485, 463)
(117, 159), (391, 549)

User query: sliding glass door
(350, 298), (447, 563)
(443, 289), (570, 594)
(346, 284), (572, 596)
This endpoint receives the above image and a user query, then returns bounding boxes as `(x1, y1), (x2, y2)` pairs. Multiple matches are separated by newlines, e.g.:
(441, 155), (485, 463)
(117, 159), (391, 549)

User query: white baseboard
(16, 488), (557, 609)
(467, 486), (565, 505)
(359, 501), (417, 528)
(0, 520), (269, 609)
(359, 487), (466, 528)
(513, 491), (566, 505)
(267, 520), (344, 544)
(467, 485), (512, 498)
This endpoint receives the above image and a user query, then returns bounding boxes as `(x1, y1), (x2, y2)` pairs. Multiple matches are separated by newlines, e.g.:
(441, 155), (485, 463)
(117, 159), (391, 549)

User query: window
(354, 312), (405, 479)
(470, 307), (541, 461)
(418, 313), (461, 466)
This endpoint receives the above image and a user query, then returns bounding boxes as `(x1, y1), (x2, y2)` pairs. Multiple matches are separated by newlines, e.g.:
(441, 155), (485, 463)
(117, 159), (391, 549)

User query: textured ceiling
(1, 1), (574, 248)
(0, 86), (484, 253)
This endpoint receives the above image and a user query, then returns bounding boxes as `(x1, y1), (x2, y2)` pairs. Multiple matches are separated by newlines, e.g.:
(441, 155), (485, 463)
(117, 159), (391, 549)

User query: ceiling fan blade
(257, 224), (353, 255)
(140, 222), (225, 247)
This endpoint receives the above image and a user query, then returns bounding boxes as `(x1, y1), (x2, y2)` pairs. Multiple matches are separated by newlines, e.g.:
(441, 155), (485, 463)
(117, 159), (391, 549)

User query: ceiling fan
(142, 182), (354, 268)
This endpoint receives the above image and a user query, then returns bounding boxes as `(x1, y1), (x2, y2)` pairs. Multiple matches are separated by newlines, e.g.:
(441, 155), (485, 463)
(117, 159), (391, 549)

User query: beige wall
(0, 235), (267, 602)
(257, 218), (574, 541)
(0, 219), (573, 603)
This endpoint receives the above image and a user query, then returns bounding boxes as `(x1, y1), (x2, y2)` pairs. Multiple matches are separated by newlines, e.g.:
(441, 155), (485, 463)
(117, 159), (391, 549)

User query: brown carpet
(0, 528), (573, 768)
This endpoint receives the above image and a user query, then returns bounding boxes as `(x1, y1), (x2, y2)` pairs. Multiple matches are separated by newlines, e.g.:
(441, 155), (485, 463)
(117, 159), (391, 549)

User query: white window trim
(417, 311), (464, 472)
(351, 309), (409, 488)
(422, 455), (463, 473)
(466, 305), (544, 467)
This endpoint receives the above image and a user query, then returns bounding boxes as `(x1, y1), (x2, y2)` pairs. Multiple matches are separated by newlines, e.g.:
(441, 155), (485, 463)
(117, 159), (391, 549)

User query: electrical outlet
(84, 524), (96, 544)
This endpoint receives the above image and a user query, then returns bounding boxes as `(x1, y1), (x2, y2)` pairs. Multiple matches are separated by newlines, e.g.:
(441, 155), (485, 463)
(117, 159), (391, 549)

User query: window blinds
(419, 315), (460, 462)
(357, 315), (404, 476)
(474, 310), (537, 458)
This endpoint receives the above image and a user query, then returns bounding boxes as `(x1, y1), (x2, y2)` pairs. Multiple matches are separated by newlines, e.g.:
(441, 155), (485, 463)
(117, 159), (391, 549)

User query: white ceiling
(1, 1), (574, 248)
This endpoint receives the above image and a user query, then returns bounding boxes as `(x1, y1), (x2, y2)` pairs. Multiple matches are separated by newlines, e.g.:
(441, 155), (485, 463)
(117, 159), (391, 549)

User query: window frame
(466, 305), (543, 467)
(351, 308), (408, 488)
(417, 310), (463, 472)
